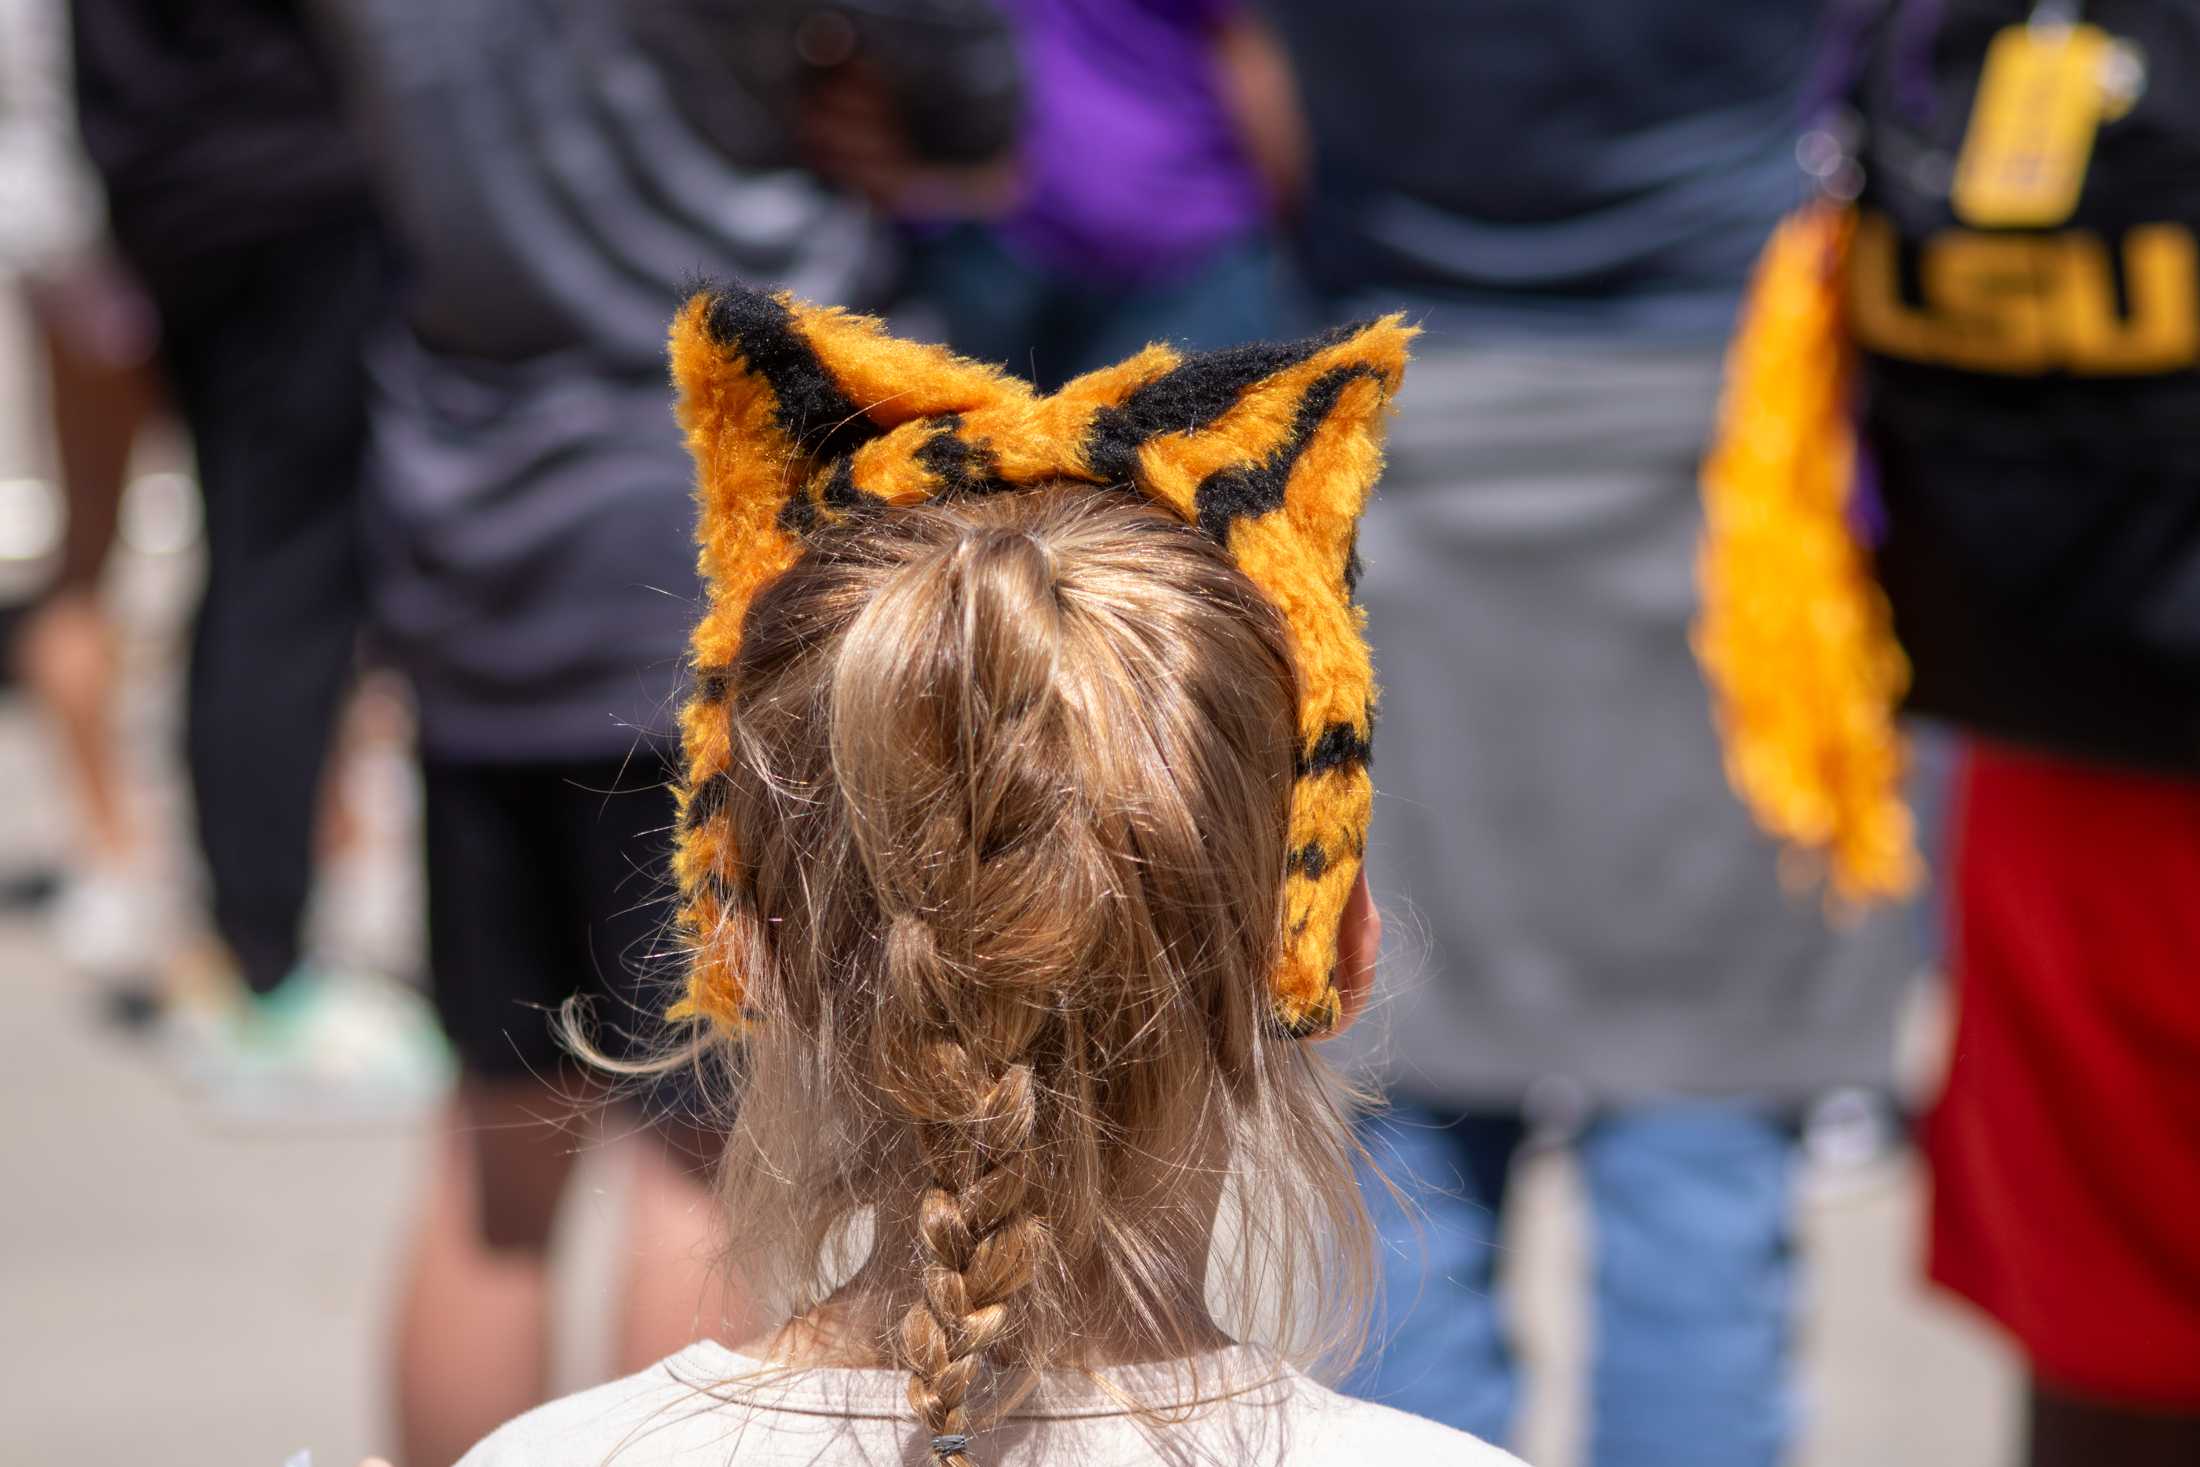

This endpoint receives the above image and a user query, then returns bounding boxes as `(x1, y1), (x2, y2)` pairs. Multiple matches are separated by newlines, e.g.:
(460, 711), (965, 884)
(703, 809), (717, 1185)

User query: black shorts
(423, 755), (687, 1082)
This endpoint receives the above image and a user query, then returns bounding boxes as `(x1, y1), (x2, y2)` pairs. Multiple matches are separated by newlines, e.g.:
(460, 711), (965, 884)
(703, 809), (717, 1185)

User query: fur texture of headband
(667, 284), (1412, 1037)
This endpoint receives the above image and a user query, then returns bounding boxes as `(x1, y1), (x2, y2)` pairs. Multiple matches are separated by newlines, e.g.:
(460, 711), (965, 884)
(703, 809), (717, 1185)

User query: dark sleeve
(67, 0), (162, 181)
(70, 0), (371, 276)
(1165, 0), (1241, 32)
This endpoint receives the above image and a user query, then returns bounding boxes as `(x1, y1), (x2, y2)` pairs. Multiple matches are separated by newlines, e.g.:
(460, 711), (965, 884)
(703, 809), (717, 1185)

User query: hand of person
(798, 63), (1019, 220)
(1213, 12), (1311, 216)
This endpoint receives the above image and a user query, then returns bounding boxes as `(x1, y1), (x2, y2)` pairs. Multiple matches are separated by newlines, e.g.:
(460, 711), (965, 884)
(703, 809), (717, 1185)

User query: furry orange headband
(667, 284), (1412, 1037)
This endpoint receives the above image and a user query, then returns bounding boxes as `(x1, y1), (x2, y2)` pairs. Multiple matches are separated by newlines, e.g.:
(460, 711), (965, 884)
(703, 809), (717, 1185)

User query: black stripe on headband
(1080, 320), (1372, 489)
(914, 415), (1015, 497)
(1192, 364), (1389, 545)
(1295, 723), (1371, 779)
(703, 287), (884, 461)
(693, 667), (735, 706)
(681, 768), (735, 833)
(779, 455), (888, 540)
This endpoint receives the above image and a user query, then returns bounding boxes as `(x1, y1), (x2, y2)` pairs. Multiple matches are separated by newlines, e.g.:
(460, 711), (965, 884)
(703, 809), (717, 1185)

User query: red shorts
(1928, 743), (2200, 1406)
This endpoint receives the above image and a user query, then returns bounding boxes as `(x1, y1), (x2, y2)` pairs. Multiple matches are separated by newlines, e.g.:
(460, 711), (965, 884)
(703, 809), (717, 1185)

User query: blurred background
(6, 0), (2194, 1463)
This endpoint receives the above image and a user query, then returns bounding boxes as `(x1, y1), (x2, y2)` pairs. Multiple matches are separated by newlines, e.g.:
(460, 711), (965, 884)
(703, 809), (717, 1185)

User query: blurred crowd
(1, 1), (2195, 1465)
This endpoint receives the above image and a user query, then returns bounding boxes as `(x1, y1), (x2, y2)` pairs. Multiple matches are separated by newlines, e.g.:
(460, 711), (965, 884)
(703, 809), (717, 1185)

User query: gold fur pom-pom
(1694, 205), (1921, 904)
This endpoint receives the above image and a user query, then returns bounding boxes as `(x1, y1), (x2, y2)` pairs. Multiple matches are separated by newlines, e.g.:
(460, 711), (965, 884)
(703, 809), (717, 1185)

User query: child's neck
(740, 1135), (1239, 1372)
(740, 1253), (1235, 1372)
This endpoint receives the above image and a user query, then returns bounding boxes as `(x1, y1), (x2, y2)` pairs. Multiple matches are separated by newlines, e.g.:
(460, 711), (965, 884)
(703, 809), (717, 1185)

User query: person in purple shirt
(903, 0), (1305, 388)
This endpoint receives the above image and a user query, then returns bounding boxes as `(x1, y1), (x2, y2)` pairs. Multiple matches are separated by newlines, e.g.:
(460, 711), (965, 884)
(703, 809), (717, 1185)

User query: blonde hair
(691, 485), (1374, 1460)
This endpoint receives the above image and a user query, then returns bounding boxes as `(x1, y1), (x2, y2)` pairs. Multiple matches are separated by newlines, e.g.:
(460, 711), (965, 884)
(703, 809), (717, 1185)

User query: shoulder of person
(1284, 1372), (1527, 1466)
(456, 1354), (721, 1466)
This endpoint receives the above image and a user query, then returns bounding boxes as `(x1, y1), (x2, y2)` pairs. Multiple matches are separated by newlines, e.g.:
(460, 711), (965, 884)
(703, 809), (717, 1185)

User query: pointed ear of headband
(668, 283), (1414, 1037)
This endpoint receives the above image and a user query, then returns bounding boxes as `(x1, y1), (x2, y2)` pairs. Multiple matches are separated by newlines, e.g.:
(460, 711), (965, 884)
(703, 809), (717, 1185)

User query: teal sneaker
(170, 966), (453, 1130)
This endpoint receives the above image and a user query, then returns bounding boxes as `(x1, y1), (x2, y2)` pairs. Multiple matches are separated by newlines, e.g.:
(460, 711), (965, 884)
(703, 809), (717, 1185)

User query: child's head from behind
(705, 484), (1371, 1447)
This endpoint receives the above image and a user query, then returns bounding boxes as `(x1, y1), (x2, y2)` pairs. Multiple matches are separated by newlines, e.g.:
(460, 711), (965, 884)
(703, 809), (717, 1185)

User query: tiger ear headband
(666, 284), (1413, 1038)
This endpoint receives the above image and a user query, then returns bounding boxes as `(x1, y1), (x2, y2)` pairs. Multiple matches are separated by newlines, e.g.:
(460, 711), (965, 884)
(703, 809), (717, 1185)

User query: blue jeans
(907, 223), (1292, 390)
(1349, 1100), (1798, 1467)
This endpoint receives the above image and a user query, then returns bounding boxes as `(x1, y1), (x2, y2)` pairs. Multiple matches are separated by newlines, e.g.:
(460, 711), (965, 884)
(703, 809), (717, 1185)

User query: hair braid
(893, 1001), (1047, 1460)
(844, 529), (1076, 1463)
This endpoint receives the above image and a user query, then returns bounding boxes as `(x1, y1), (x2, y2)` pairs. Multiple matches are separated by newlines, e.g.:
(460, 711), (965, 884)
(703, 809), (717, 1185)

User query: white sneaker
(50, 866), (159, 981)
(1799, 1086), (1905, 1201)
(50, 867), (168, 1031)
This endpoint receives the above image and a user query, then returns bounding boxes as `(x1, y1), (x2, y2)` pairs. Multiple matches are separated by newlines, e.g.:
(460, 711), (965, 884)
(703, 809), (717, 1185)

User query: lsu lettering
(1848, 210), (2199, 376)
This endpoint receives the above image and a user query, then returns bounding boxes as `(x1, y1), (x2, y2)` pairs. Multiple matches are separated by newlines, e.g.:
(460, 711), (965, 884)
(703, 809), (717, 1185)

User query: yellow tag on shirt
(1952, 22), (2114, 228)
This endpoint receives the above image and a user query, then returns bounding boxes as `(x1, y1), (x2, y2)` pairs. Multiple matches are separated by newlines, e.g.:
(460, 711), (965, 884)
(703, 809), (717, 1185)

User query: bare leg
(392, 1085), (580, 1466)
(14, 591), (131, 862)
(14, 286), (161, 867)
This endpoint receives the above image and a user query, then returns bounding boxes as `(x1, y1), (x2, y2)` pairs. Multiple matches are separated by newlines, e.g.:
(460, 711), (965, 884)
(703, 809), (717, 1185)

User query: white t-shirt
(459, 1341), (1523, 1467)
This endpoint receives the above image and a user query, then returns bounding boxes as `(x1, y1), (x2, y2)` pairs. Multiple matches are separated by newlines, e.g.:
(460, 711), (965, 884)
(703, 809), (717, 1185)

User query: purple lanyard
(1801, 0), (1949, 132)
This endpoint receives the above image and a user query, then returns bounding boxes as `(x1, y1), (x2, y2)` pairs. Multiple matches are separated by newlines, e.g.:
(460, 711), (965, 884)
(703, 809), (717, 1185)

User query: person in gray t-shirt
(311, 2), (1012, 1457)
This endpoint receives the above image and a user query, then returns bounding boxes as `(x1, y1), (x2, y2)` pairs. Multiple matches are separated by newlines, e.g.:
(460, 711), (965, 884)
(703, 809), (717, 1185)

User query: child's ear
(1319, 872), (1382, 1041)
